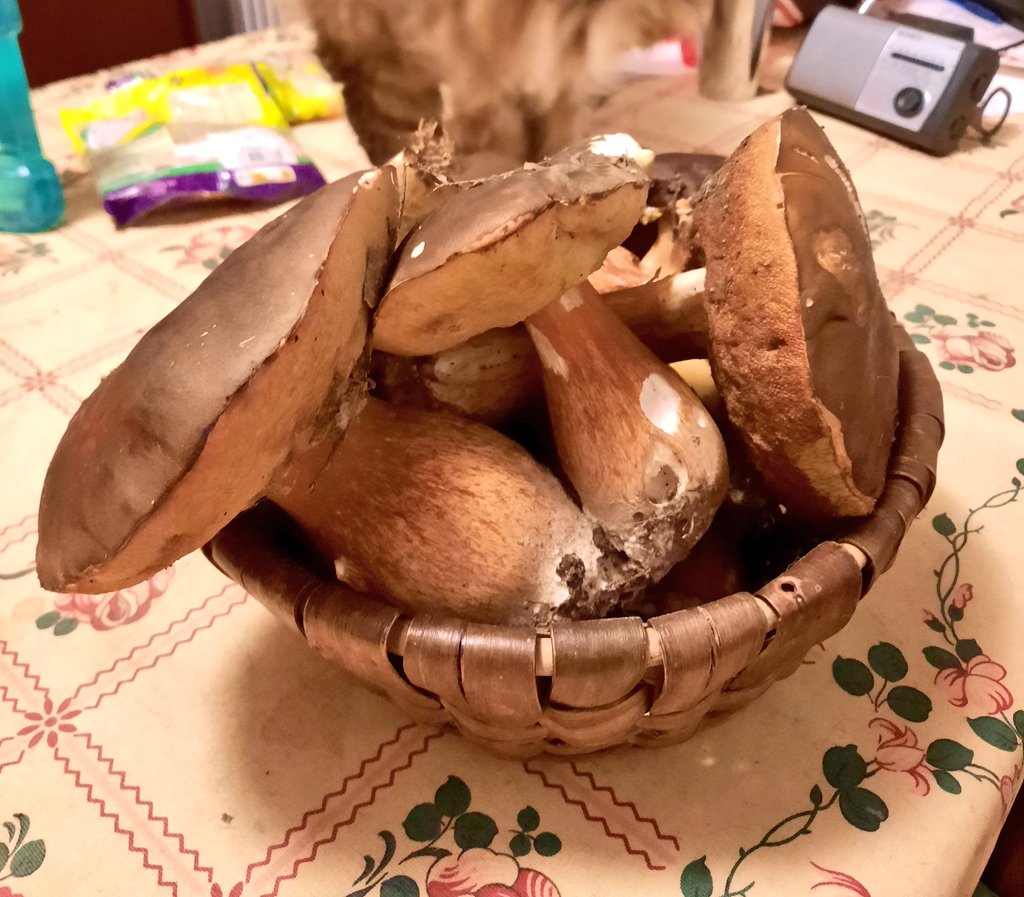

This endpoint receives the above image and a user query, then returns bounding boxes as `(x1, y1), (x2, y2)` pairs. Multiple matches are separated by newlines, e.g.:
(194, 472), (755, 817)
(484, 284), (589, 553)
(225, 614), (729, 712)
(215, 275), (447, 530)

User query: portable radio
(785, 5), (1003, 155)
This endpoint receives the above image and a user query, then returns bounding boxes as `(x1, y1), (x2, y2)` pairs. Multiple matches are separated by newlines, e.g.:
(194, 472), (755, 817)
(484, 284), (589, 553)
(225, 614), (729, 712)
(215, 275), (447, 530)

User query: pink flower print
(53, 567), (172, 631)
(998, 768), (1018, 811)
(210, 885), (244, 897)
(950, 583), (974, 611)
(868, 718), (930, 796)
(810, 862), (871, 895)
(0, 888), (26, 897)
(17, 697), (80, 749)
(935, 655), (1014, 713)
(427, 849), (560, 897)
(934, 329), (1016, 372)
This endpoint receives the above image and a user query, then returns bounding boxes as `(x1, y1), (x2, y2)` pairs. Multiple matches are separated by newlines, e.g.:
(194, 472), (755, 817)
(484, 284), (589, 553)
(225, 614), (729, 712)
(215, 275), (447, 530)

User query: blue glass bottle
(0, 0), (64, 232)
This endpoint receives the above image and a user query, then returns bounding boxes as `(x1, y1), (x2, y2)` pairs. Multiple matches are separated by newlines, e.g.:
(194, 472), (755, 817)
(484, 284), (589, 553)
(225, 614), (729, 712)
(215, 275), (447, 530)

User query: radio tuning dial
(894, 86), (926, 117)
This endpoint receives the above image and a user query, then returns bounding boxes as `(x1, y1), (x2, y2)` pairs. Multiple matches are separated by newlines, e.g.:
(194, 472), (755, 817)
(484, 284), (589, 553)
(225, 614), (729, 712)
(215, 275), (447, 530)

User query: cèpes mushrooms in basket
(287, 135), (729, 624)
(36, 133), (728, 627)
(371, 153), (719, 427)
(36, 111), (903, 639)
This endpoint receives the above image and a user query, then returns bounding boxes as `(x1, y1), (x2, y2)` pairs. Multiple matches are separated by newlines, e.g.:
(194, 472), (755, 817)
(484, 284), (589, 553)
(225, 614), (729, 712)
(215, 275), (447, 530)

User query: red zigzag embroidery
(74, 584), (247, 709)
(0, 640), (48, 713)
(248, 723), (444, 895)
(524, 758), (678, 872)
(56, 732), (215, 895)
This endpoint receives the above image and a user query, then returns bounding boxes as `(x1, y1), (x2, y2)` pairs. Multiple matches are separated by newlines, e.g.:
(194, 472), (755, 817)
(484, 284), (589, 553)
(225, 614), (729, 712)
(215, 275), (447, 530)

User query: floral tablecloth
(2, 24), (1023, 897)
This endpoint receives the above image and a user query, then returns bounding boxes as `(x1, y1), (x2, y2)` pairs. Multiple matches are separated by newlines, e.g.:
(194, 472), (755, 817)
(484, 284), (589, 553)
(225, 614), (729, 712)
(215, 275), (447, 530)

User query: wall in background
(193, 0), (304, 41)
(18, 0), (307, 86)
(20, 0), (199, 86)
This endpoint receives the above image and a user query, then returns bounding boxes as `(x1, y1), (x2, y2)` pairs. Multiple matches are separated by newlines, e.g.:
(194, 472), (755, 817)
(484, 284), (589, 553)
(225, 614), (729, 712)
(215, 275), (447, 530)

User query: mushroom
(372, 134), (652, 357)
(372, 246), (709, 426)
(273, 397), (648, 625)
(692, 107), (899, 519)
(525, 280), (729, 581)
(36, 169), (401, 593)
(370, 268), (708, 426)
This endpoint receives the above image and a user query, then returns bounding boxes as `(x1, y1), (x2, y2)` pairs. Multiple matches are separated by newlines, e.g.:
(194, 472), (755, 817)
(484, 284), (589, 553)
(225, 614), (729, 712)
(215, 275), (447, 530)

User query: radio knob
(894, 87), (925, 118)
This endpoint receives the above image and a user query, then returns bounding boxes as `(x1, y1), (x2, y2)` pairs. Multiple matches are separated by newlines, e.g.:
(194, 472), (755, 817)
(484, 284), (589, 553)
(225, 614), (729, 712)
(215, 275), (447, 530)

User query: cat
(302, 0), (712, 176)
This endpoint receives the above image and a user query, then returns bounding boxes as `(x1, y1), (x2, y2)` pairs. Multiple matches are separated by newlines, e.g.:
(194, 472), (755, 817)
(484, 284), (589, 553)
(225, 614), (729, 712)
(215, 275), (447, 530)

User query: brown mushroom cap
(372, 135), (651, 357)
(37, 170), (400, 593)
(693, 107), (898, 519)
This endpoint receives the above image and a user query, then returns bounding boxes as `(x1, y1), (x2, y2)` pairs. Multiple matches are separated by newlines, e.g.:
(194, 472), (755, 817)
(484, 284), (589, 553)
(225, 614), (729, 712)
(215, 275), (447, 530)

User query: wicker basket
(203, 321), (943, 757)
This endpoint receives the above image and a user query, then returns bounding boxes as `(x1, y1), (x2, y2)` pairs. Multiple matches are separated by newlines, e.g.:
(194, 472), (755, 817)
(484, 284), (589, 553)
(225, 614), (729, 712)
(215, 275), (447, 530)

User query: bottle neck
(0, 0), (22, 39)
(0, 34), (43, 156)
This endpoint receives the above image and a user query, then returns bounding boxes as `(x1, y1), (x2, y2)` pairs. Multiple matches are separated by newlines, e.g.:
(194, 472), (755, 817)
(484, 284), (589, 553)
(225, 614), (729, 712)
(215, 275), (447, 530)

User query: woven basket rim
(202, 321), (944, 754)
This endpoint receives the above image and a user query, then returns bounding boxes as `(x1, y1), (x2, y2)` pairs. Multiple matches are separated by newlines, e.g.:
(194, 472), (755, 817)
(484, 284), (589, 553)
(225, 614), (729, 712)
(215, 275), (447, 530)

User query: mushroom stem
(525, 280), (728, 582)
(372, 267), (709, 425)
(267, 398), (647, 625)
(638, 201), (694, 277)
(603, 267), (707, 360)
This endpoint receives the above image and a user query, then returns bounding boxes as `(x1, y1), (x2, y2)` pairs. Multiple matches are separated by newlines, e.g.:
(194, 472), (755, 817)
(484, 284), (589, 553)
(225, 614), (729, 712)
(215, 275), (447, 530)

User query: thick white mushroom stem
(526, 279), (728, 582)
(267, 398), (647, 625)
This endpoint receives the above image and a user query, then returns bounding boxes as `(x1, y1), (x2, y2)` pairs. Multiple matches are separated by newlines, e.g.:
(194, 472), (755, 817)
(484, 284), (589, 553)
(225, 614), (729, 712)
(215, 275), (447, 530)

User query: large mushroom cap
(372, 134), (651, 356)
(693, 107), (898, 519)
(37, 170), (400, 593)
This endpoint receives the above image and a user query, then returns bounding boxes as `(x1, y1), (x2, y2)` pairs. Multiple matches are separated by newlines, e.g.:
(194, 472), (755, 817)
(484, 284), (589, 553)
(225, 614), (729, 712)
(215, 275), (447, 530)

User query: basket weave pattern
(205, 321), (943, 757)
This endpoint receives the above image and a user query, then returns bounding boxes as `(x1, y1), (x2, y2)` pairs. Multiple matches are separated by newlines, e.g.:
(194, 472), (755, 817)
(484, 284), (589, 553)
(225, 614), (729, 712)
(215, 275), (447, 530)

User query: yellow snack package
(60, 64), (327, 225)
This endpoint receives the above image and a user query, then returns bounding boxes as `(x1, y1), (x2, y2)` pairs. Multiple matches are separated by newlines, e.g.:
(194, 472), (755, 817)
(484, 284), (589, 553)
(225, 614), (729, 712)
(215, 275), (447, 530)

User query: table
(2, 24), (1023, 897)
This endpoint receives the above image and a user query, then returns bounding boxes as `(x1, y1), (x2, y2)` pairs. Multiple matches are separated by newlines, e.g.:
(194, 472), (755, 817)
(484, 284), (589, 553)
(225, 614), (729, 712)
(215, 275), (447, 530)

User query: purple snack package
(62, 64), (328, 226)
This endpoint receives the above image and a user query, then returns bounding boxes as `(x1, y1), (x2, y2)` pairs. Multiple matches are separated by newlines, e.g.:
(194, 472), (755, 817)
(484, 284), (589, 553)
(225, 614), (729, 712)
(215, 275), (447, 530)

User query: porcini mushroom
(692, 107), (899, 519)
(370, 276), (709, 426)
(37, 169), (401, 593)
(273, 398), (648, 625)
(372, 249), (709, 426)
(525, 280), (729, 580)
(372, 134), (652, 357)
